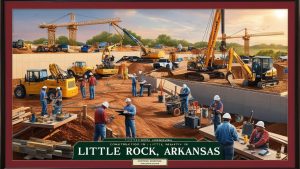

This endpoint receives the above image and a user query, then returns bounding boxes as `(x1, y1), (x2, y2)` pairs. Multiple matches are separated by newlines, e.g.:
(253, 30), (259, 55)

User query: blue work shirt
(210, 101), (224, 113)
(180, 87), (190, 98)
(57, 90), (62, 99)
(215, 121), (238, 145)
(124, 104), (136, 120)
(40, 90), (46, 101)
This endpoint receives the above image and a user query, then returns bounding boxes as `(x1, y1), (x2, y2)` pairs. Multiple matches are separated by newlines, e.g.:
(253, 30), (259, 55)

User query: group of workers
(39, 71), (270, 160)
(94, 98), (137, 141)
(210, 95), (270, 160)
(131, 71), (147, 97)
(40, 86), (63, 116)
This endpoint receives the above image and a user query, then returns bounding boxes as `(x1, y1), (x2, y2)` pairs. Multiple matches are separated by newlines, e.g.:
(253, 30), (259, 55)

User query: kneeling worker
(94, 101), (112, 141)
(248, 121), (269, 149)
(215, 113), (238, 160)
(123, 98), (136, 138)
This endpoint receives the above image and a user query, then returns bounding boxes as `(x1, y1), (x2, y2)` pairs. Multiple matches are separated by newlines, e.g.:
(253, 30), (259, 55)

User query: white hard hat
(89, 72), (93, 76)
(42, 86), (47, 89)
(214, 95), (221, 101)
(183, 84), (187, 88)
(133, 73), (136, 76)
(139, 71), (142, 74)
(255, 121), (265, 128)
(125, 98), (132, 102)
(222, 113), (231, 119)
(56, 87), (60, 90)
(84, 75), (87, 78)
(102, 101), (109, 108)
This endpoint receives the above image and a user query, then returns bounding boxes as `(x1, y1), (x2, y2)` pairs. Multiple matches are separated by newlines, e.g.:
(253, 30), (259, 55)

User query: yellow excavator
(187, 9), (227, 81)
(94, 43), (119, 79)
(14, 64), (78, 102)
(226, 48), (279, 88)
(111, 23), (165, 63)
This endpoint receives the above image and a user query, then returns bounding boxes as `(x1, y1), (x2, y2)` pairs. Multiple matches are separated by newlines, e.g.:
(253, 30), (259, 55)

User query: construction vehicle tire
(242, 79), (249, 87)
(199, 73), (210, 82)
(47, 89), (56, 103)
(173, 108), (181, 117)
(95, 74), (102, 80)
(14, 86), (26, 98)
(257, 82), (266, 89)
(166, 64), (170, 69)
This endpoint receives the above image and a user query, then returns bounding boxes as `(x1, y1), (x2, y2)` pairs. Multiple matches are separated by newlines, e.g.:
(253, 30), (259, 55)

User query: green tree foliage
(56, 36), (69, 45)
(255, 50), (287, 60)
(32, 38), (47, 44)
(141, 38), (155, 47)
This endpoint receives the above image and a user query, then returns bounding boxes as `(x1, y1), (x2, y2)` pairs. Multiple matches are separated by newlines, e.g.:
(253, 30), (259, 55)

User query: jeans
(220, 144), (234, 160)
(125, 120), (136, 138)
(94, 123), (106, 141)
(139, 84), (144, 96)
(41, 100), (47, 116)
(132, 84), (137, 96)
(80, 86), (86, 98)
(89, 85), (95, 99)
(53, 104), (61, 115)
(181, 98), (189, 114)
(213, 113), (221, 133)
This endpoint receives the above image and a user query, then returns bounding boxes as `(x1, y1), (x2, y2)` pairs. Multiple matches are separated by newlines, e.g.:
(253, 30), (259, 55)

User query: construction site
(12, 9), (288, 160)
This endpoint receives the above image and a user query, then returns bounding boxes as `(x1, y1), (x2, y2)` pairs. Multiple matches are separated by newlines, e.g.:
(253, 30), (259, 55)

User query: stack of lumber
(13, 137), (73, 160)
(12, 107), (32, 125)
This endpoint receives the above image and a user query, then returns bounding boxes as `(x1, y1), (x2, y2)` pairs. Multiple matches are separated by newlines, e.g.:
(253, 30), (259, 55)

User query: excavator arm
(49, 64), (69, 80)
(226, 48), (254, 85)
(102, 43), (119, 61)
(112, 23), (149, 56)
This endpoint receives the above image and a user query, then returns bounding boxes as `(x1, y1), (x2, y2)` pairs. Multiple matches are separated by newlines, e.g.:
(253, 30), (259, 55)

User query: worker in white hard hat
(94, 101), (113, 141)
(215, 113), (238, 160)
(248, 121), (269, 149)
(123, 98), (137, 138)
(209, 95), (224, 132)
(53, 87), (63, 115)
(180, 84), (191, 114)
(88, 72), (97, 100)
(40, 86), (48, 116)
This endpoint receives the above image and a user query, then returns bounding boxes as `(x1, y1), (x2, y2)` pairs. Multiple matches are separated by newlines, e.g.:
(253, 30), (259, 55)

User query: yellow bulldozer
(67, 61), (94, 78)
(14, 64), (78, 102)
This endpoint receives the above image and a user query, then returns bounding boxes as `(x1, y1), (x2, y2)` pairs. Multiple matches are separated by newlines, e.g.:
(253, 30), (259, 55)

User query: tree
(56, 36), (69, 45)
(32, 38), (47, 44)
(141, 39), (155, 47)
(193, 41), (208, 48)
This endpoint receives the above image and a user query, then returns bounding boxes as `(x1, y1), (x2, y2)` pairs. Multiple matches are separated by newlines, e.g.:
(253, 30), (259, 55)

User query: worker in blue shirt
(40, 86), (48, 116)
(210, 95), (224, 132)
(53, 87), (62, 114)
(215, 113), (238, 160)
(123, 98), (136, 138)
(131, 73), (137, 97)
(180, 84), (191, 114)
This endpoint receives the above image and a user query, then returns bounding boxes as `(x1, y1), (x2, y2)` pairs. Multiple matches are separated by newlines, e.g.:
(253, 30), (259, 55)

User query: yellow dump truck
(67, 61), (94, 78)
(14, 65), (78, 102)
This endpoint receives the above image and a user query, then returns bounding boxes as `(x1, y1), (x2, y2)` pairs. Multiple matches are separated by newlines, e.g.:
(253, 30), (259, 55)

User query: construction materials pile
(13, 137), (73, 160)
(12, 107), (32, 125)
(273, 61), (288, 80)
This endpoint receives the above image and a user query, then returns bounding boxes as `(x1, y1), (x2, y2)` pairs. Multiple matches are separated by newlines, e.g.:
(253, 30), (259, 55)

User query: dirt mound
(128, 63), (154, 74)
(12, 48), (33, 54)
(273, 61), (288, 80)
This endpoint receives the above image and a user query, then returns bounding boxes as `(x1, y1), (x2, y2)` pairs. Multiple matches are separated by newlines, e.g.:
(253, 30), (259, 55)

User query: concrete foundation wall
(145, 76), (288, 123)
(12, 53), (193, 79)
(13, 52), (140, 79)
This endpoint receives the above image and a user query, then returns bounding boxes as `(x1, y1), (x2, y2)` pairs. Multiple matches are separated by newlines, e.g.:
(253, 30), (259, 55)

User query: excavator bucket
(225, 72), (238, 87)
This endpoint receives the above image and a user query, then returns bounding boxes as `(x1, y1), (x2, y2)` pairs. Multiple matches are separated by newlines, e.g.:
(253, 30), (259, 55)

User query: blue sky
(13, 9), (288, 45)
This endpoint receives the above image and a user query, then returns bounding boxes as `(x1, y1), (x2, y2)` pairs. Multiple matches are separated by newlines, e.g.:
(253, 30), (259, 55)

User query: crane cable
(201, 9), (214, 43)
(48, 13), (71, 24)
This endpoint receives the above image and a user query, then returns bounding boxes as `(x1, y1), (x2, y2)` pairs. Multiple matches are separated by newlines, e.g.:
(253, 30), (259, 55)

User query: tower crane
(218, 28), (284, 55)
(39, 13), (121, 46)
